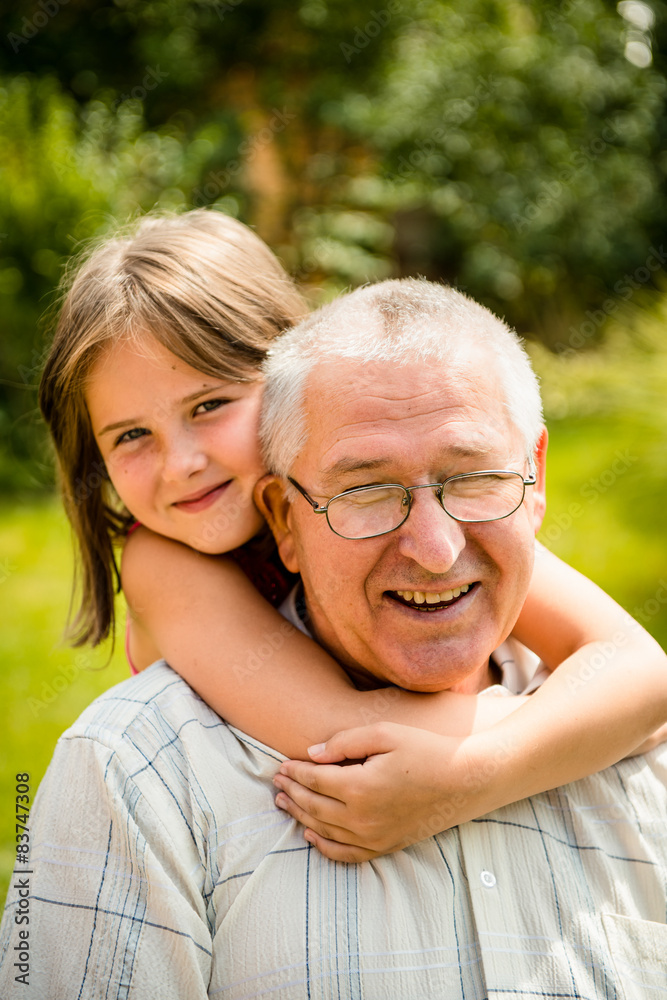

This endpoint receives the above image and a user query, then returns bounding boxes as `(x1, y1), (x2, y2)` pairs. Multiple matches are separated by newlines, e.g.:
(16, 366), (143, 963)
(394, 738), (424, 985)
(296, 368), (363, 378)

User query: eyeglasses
(287, 461), (537, 540)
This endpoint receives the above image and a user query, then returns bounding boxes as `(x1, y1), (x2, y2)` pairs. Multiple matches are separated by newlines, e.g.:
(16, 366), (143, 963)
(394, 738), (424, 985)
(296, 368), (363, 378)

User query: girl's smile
(172, 480), (232, 512)
(86, 335), (266, 552)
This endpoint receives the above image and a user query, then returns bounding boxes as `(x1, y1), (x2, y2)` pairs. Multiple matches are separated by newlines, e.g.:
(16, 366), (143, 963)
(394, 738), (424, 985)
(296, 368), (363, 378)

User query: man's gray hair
(260, 278), (543, 477)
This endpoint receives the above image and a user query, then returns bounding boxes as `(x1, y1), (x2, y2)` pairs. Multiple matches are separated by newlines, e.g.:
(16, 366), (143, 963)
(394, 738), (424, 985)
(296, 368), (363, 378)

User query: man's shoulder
(59, 660), (285, 772)
(62, 660), (207, 747)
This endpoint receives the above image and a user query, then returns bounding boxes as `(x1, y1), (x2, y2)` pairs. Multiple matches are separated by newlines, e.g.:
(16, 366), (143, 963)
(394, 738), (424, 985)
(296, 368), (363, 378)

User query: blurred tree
(334, 0), (667, 341)
(0, 0), (666, 488)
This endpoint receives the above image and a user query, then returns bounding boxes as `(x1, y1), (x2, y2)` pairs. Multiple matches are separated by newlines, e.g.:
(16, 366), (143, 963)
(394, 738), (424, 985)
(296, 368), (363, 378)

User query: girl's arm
(122, 527), (667, 857)
(274, 540), (667, 860)
(121, 526), (522, 759)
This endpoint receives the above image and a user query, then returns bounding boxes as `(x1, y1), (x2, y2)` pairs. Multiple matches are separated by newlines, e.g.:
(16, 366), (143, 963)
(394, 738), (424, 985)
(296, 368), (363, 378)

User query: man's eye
(194, 398), (229, 415)
(115, 427), (149, 446)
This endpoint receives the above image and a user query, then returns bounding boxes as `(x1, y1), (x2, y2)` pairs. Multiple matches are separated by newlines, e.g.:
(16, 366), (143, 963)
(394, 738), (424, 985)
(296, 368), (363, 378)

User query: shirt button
(480, 870), (496, 888)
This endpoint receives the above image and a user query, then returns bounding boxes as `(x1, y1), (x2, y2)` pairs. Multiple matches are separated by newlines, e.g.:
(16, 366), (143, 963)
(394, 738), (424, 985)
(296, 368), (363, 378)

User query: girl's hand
(273, 722), (502, 862)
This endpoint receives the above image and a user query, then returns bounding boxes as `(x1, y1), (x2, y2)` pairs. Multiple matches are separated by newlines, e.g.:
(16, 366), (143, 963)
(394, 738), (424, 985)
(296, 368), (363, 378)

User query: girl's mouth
(173, 481), (231, 513)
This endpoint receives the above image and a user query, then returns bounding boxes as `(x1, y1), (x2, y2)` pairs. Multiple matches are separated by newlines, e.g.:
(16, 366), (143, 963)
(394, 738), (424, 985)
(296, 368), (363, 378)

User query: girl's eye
(194, 398), (229, 416)
(115, 427), (149, 446)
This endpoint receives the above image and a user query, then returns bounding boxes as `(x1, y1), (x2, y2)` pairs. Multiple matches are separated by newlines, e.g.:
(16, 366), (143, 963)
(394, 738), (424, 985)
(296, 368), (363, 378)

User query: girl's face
(86, 335), (266, 553)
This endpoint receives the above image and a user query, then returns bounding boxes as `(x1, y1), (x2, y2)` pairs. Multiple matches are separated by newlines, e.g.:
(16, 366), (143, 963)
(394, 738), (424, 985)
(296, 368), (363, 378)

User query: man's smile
(386, 582), (478, 612)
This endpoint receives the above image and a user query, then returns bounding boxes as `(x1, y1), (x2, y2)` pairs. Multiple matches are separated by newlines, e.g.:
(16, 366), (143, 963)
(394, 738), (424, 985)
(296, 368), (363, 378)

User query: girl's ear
(253, 475), (299, 574)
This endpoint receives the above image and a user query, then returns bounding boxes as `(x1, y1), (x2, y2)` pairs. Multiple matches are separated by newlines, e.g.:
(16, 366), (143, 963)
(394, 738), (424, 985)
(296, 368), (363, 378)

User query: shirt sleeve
(0, 731), (213, 999)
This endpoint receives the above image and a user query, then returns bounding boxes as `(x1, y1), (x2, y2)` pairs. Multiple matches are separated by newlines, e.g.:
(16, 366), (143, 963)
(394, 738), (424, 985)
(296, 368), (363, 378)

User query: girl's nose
(161, 432), (208, 482)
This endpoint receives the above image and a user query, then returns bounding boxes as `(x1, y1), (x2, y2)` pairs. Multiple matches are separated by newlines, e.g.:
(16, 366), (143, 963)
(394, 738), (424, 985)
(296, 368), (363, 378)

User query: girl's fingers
(273, 772), (347, 824)
(275, 791), (357, 845)
(302, 829), (381, 864)
(307, 723), (399, 764)
(277, 760), (361, 801)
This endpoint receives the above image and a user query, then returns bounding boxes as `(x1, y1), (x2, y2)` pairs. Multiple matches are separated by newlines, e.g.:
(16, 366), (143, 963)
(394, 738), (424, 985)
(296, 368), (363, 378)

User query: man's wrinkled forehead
(300, 354), (518, 487)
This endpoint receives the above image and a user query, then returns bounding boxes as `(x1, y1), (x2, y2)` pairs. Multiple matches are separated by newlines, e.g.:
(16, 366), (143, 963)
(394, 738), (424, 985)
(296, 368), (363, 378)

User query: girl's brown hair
(39, 209), (306, 648)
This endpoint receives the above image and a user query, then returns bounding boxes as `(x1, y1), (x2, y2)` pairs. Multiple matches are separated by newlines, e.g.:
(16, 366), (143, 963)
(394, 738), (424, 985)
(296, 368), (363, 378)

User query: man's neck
(341, 656), (501, 693)
(448, 657), (502, 694)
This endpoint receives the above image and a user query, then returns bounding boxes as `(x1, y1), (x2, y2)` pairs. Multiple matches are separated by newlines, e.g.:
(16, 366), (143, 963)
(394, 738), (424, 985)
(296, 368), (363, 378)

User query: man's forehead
(302, 356), (517, 484)
(306, 354), (494, 409)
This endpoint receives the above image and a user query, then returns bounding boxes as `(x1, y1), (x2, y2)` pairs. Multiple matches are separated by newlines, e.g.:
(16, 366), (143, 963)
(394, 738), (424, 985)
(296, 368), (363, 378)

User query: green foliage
(1, 0), (666, 485)
(335, 0), (667, 337)
(0, 74), (219, 490)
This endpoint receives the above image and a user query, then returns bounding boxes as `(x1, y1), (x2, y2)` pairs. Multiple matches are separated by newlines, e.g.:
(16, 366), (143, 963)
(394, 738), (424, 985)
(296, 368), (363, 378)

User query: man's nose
(394, 488), (467, 573)
(161, 430), (208, 482)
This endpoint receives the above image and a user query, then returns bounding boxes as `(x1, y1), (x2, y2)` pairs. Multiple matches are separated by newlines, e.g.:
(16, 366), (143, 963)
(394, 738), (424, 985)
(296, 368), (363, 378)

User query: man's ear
(530, 425), (548, 533)
(253, 475), (300, 574)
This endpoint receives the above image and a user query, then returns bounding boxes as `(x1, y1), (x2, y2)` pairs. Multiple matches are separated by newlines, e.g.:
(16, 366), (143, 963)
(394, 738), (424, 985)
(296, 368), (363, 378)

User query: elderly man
(2, 280), (666, 999)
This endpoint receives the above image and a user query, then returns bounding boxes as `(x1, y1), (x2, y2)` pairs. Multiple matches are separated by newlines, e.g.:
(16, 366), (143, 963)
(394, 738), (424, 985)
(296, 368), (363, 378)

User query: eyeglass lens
(327, 473), (526, 538)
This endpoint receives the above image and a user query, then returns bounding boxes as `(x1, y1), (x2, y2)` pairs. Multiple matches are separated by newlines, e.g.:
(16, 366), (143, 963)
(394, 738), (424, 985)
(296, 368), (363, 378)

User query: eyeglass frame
(287, 457), (537, 540)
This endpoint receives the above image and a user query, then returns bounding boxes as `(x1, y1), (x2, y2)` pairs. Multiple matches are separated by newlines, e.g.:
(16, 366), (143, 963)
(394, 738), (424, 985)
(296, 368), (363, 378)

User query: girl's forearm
(465, 632), (667, 816)
(122, 529), (518, 758)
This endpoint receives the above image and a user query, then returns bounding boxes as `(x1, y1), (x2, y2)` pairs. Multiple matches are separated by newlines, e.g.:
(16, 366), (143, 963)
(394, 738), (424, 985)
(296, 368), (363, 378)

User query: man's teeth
(396, 584), (471, 604)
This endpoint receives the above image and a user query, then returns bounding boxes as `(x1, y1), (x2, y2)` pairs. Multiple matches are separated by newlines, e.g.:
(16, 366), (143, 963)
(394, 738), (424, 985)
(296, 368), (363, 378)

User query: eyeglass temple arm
(287, 476), (327, 512)
(525, 454), (537, 484)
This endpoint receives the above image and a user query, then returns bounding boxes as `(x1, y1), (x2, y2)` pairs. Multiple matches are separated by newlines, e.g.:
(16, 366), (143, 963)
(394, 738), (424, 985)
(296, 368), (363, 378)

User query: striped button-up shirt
(1, 658), (666, 999)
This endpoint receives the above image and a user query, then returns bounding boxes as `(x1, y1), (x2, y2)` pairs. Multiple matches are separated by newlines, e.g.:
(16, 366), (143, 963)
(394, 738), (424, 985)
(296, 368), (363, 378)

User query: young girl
(39, 208), (667, 863)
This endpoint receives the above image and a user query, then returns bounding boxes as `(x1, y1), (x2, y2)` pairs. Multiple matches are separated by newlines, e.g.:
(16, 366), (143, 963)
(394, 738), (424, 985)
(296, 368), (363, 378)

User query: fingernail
(275, 794), (286, 808)
(304, 831), (315, 845)
(308, 743), (326, 757)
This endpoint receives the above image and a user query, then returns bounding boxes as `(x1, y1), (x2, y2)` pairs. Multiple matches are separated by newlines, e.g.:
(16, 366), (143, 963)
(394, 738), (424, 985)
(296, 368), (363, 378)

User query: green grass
(531, 299), (667, 651)
(540, 415), (667, 651)
(0, 501), (128, 903)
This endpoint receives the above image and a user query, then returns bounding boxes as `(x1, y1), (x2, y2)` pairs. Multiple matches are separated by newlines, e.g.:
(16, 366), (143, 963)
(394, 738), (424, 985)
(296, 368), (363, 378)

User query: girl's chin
(177, 518), (265, 555)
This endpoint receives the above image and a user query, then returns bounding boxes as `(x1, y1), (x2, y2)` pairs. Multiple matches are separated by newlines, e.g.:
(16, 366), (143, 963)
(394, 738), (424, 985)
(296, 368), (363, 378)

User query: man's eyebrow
(97, 385), (229, 436)
(321, 458), (392, 483)
(321, 445), (492, 483)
